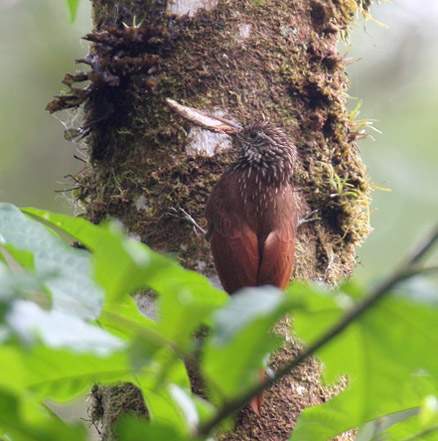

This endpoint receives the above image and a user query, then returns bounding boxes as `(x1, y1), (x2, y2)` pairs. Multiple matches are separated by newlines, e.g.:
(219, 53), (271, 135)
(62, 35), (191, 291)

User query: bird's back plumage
(206, 168), (297, 294)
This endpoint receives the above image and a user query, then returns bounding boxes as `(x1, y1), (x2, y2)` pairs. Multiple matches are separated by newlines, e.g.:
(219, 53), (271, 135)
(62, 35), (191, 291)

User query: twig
(297, 209), (320, 228)
(197, 224), (438, 436)
(404, 225), (438, 266)
(54, 186), (81, 193)
(169, 207), (207, 236)
(73, 154), (87, 163)
(179, 207), (207, 235)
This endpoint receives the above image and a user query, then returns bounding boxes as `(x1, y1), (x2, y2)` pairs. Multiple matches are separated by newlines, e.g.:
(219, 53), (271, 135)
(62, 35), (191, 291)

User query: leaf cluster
(0, 203), (437, 441)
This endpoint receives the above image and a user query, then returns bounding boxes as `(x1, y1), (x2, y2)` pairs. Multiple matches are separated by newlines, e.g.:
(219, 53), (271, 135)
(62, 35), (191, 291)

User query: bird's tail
(249, 368), (266, 416)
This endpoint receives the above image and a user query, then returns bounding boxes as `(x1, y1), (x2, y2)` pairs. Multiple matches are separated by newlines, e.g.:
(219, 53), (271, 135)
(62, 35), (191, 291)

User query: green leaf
(100, 296), (158, 341)
(0, 204), (102, 320)
(116, 415), (192, 441)
(7, 345), (131, 402)
(23, 207), (111, 252)
(0, 388), (87, 441)
(0, 345), (27, 393)
(169, 384), (199, 430)
(66, 0), (80, 23)
(355, 409), (418, 441)
(6, 300), (123, 352)
(289, 282), (438, 441)
(1, 342), (188, 413)
(0, 265), (47, 304)
(27, 354), (122, 402)
(203, 287), (300, 401)
(0, 260), (55, 325)
(1, 244), (35, 271)
(24, 208), (227, 347)
(420, 396), (438, 427)
(378, 402), (438, 441)
(375, 398), (438, 441)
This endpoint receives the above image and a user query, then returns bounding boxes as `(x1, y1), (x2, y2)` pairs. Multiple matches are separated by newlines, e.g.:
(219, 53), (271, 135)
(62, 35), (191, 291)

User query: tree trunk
(52, 0), (370, 439)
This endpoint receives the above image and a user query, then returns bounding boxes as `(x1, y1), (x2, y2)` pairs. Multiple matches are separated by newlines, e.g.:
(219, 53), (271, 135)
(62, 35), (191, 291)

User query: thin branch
(404, 225), (438, 266)
(169, 206), (207, 236)
(197, 224), (438, 437)
(297, 209), (320, 228)
(54, 186), (81, 193)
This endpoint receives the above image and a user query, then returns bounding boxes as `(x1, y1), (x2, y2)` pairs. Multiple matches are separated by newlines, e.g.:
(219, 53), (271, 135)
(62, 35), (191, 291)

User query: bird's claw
(298, 209), (320, 228)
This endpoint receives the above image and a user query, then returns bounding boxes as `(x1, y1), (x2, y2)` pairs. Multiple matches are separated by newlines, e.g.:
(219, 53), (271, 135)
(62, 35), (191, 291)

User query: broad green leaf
(136, 346), (190, 390)
(0, 261), (53, 323)
(24, 208), (181, 303)
(0, 388), (87, 441)
(127, 348), (192, 432)
(420, 396), (438, 427)
(99, 296), (159, 340)
(203, 287), (300, 401)
(383, 412), (438, 441)
(155, 270), (225, 347)
(66, 0), (80, 22)
(376, 397), (438, 441)
(0, 204), (102, 320)
(0, 260), (50, 300)
(0, 346), (27, 393)
(116, 415), (192, 441)
(0, 343), (187, 408)
(289, 282), (438, 441)
(23, 207), (111, 252)
(19, 346), (132, 402)
(169, 384), (198, 428)
(6, 301), (123, 354)
(25, 208), (227, 347)
(167, 384), (215, 432)
(355, 408), (418, 441)
(1, 244), (35, 271)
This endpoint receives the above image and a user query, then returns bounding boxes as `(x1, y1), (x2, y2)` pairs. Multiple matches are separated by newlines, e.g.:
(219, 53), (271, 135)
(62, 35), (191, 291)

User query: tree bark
(54, 0), (371, 439)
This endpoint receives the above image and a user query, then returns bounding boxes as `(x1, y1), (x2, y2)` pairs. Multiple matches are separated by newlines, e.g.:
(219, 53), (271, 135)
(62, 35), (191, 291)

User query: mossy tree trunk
(57, 0), (370, 439)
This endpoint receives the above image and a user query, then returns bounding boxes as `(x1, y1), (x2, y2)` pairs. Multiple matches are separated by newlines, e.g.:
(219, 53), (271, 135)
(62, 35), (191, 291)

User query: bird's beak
(166, 98), (242, 134)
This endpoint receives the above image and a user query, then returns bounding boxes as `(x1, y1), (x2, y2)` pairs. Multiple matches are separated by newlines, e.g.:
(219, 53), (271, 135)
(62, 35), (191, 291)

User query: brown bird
(166, 99), (298, 291)
(205, 122), (297, 294)
(166, 99), (298, 413)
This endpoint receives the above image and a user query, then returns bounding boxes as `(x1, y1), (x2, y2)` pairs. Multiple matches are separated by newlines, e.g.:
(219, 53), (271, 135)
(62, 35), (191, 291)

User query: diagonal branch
(197, 224), (438, 437)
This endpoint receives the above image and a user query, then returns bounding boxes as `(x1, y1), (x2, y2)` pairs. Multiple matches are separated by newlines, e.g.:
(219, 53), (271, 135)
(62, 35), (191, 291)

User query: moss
(67, 0), (372, 285)
(48, 1), (375, 440)
(90, 383), (148, 441)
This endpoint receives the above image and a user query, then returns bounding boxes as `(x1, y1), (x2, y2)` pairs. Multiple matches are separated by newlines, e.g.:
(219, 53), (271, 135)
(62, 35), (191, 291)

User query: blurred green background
(0, 0), (436, 280)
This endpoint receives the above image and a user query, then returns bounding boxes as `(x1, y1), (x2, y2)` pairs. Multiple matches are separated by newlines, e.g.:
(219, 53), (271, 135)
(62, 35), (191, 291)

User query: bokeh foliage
(0, 203), (437, 441)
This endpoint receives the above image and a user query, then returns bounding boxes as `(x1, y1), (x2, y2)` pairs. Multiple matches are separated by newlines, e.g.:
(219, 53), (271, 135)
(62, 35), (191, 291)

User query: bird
(166, 99), (298, 414)
(205, 121), (298, 295)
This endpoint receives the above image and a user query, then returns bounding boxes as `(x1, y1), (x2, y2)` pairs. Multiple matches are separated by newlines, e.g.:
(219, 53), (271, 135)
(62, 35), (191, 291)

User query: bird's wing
(257, 229), (295, 290)
(257, 186), (297, 291)
(209, 226), (259, 294)
(206, 174), (259, 294)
